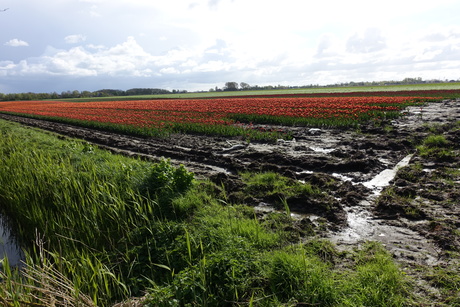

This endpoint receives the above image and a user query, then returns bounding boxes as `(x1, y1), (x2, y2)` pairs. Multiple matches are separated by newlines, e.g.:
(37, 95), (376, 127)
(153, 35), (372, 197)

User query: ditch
(0, 216), (23, 267)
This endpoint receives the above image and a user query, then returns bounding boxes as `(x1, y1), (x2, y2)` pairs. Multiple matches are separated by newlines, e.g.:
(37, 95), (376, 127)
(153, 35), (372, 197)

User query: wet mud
(1, 99), (459, 303)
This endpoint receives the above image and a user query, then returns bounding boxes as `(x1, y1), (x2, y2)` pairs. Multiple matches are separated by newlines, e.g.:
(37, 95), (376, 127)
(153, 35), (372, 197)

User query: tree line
(1, 78), (458, 101)
(0, 88), (188, 101)
(211, 78), (460, 92)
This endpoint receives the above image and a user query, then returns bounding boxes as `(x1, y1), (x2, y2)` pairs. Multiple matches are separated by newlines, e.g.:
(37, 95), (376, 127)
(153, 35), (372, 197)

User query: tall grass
(340, 242), (410, 307)
(0, 120), (195, 304)
(0, 119), (412, 306)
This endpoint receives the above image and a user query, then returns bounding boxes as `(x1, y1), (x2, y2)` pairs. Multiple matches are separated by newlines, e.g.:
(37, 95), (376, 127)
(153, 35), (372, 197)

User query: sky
(1, 0), (460, 94)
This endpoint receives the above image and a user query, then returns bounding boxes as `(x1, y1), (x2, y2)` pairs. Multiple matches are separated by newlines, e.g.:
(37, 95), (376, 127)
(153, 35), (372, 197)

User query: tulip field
(0, 90), (453, 139)
(1, 87), (460, 306)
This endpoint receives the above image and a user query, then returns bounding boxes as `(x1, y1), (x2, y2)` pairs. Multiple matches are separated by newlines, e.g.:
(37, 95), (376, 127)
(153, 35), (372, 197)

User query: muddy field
(1, 99), (459, 303)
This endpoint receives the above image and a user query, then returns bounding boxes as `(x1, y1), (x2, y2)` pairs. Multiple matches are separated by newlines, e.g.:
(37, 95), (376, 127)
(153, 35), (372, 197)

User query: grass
(228, 112), (363, 128)
(0, 120), (196, 304)
(425, 265), (460, 305)
(341, 242), (410, 307)
(62, 82), (460, 101)
(423, 134), (450, 147)
(0, 119), (421, 306)
(241, 171), (321, 200)
(417, 134), (456, 160)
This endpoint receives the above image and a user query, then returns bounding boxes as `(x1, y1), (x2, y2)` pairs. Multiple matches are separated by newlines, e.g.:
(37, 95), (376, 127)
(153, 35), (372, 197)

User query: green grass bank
(0, 119), (414, 306)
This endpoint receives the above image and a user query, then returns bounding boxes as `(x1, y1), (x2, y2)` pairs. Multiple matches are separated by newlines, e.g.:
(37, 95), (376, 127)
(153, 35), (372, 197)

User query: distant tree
(402, 77), (423, 84)
(224, 82), (239, 91)
(81, 91), (92, 98)
(240, 82), (250, 90)
(61, 91), (72, 98)
(126, 88), (170, 95)
(96, 89), (125, 96)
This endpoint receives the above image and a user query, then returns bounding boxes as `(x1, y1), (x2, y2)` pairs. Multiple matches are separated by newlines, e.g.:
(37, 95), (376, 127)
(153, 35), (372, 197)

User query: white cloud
(3, 29), (460, 91)
(414, 49), (443, 62)
(193, 60), (230, 73)
(346, 28), (387, 54)
(0, 61), (16, 76)
(160, 67), (180, 74)
(65, 34), (87, 44)
(316, 33), (342, 58)
(1, 0), (460, 93)
(4, 39), (29, 47)
(86, 44), (106, 50)
(3, 37), (161, 77)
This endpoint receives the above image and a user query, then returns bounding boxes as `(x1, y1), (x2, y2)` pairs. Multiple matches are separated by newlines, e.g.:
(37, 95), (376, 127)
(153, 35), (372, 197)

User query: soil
(1, 99), (459, 304)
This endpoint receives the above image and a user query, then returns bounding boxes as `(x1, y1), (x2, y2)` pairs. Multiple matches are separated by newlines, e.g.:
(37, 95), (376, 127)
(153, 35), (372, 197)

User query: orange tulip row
(0, 96), (427, 129)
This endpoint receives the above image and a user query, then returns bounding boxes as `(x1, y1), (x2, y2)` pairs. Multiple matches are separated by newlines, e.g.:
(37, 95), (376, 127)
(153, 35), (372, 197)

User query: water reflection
(363, 154), (413, 194)
(0, 215), (24, 267)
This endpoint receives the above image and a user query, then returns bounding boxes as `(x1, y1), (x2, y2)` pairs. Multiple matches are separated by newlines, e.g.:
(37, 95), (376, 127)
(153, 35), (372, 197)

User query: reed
(0, 120), (193, 304)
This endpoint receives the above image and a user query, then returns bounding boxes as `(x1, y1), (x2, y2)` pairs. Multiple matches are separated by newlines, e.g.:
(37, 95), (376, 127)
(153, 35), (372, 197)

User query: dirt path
(1, 99), (459, 304)
(0, 103), (430, 180)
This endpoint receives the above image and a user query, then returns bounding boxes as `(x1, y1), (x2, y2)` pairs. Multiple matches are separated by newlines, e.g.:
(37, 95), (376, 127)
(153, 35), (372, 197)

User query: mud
(1, 99), (459, 303)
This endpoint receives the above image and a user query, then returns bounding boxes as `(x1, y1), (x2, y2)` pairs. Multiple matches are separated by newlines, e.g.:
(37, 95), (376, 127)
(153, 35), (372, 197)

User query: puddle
(309, 147), (335, 153)
(254, 202), (320, 222)
(332, 208), (440, 266)
(331, 153), (441, 265)
(254, 202), (276, 213)
(332, 173), (354, 182)
(296, 170), (314, 176)
(0, 216), (23, 268)
(363, 154), (413, 194)
(337, 202), (374, 240)
(332, 198), (441, 265)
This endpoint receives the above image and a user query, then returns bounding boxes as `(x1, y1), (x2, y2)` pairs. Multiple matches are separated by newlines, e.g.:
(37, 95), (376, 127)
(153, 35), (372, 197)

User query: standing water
(0, 215), (23, 268)
(363, 154), (414, 195)
(332, 154), (440, 265)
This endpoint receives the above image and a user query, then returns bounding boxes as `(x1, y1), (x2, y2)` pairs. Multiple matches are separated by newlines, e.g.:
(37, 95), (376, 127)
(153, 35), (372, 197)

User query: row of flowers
(0, 95), (436, 139)
(0, 96), (430, 125)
